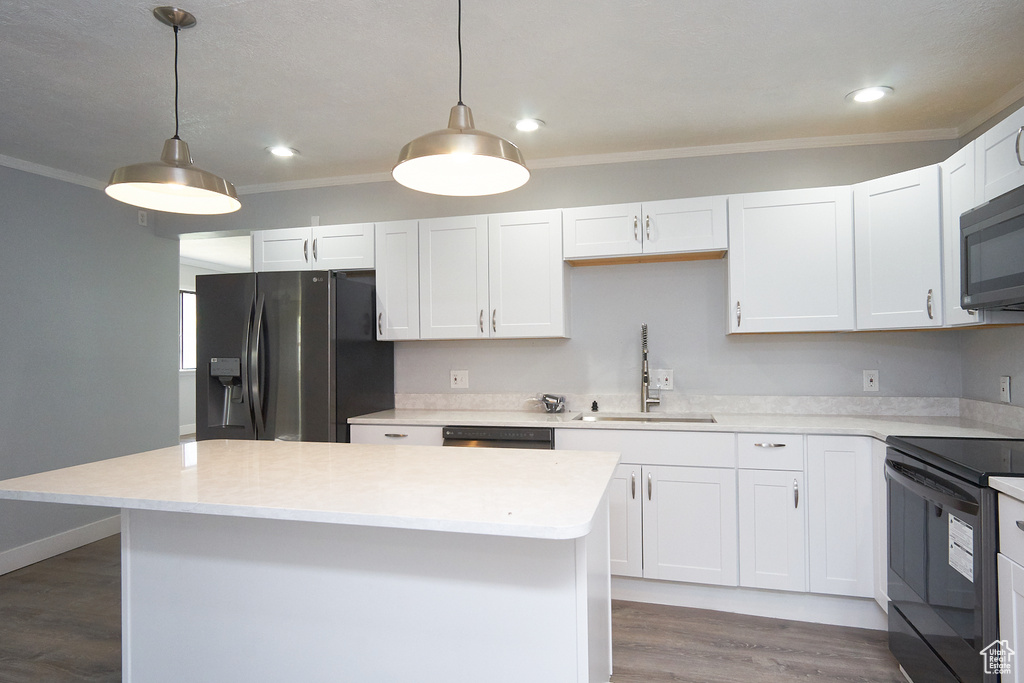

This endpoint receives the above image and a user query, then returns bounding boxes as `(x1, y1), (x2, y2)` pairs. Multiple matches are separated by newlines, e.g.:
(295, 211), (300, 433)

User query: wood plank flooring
(0, 536), (905, 682)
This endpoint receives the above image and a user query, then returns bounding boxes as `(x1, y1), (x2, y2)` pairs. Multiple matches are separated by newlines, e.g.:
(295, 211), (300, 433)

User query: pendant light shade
(393, 104), (529, 196)
(105, 7), (239, 215)
(392, 0), (529, 196)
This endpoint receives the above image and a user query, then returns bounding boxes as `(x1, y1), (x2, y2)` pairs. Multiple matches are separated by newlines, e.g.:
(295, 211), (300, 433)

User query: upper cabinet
(727, 187), (855, 333)
(940, 141), (985, 327)
(419, 210), (568, 340)
(853, 166), (942, 330)
(253, 223), (374, 272)
(563, 197), (727, 262)
(976, 103), (1024, 202)
(374, 220), (420, 341)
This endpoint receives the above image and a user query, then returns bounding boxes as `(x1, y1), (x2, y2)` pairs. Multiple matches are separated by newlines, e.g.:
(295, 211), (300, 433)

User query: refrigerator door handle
(249, 292), (267, 437)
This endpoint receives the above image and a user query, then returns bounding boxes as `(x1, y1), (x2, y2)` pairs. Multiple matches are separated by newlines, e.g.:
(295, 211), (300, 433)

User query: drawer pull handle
(1016, 126), (1024, 166)
(648, 472), (653, 501)
(794, 479), (800, 509)
(631, 472), (636, 500)
(634, 216), (640, 242)
(1016, 520), (1024, 532)
(384, 433), (408, 438)
(377, 312), (383, 336)
(754, 442), (786, 448)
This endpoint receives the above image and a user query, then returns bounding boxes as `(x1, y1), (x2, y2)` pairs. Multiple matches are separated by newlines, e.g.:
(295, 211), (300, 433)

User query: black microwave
(961, 182), (1024, 311)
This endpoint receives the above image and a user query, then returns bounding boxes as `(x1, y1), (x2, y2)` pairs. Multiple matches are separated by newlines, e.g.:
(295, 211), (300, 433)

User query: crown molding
(0, 154), (105, 190)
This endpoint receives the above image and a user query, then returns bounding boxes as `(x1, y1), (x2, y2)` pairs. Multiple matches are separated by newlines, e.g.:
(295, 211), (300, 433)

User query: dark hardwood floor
(0, 537), (905, 682)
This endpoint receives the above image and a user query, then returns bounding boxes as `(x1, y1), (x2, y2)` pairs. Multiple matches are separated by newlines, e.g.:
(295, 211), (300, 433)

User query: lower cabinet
(998, 552), (1024, 683)
(738, 468), (806, 591)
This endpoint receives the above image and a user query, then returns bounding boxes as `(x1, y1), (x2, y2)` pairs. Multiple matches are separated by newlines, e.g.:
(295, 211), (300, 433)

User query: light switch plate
(1000, 376), (1011, 403)
(450, 370), (469, 390)
(863, 370), (879, 392)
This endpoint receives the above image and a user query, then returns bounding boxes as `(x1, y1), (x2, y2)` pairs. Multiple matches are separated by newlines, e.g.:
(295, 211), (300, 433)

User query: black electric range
(885, 435), (1024, 683)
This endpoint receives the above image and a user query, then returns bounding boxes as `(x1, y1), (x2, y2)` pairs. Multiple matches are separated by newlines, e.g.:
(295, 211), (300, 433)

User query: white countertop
(991, 477), (1024, 502)
(0, 440), (620, 540)
(351, 409), (1024, 440)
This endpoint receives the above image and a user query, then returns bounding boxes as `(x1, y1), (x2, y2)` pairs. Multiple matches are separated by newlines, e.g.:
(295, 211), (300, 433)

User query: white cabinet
(419, 210), (567, 339)
(737, 435), (807, 592)
(253, 224), (374, 272)
(556, 429), (738, 586)
(374, 220), (420, 340)
(562, 197), (727, 261)
(976, 103), (1024, 202)
(727, 187), (855, 333)
(643, 464), (738, 585)
(940, 142), (985, 327)
(806, 436), (873, 598)
(853, 166), (943, 330)
(488, 209), (567, 338)
(608, 463), (643, 577)
(999, 492), (1024, 683)
(349, 424), (443, 446)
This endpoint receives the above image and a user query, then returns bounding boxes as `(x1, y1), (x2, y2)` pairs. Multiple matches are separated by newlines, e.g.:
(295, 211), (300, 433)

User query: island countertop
(0, 440), (620, 540)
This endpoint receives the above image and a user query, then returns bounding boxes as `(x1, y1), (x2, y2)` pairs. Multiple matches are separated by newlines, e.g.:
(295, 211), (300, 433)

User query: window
(180, 290), (197, 370)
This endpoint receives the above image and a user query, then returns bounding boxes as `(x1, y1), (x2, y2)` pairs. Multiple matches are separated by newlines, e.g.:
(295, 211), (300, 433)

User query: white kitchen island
(0, 440), (619, 683)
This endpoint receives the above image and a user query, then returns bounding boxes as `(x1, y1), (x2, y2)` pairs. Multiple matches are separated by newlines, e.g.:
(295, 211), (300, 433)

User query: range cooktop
(887, 436), (1024, 485)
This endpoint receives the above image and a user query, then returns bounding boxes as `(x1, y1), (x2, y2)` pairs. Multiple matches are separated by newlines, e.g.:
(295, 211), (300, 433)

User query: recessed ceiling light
(267, 146), (298, 157)
(514, 118), (545, 132)
(846, 86), (894, 103)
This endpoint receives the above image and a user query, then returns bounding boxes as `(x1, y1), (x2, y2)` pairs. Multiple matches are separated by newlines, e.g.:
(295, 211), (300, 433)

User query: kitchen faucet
(640, 323), (661, 412)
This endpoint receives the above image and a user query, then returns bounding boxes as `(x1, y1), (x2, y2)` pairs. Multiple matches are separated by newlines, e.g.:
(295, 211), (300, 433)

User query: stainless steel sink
(573, 413), (716, 424)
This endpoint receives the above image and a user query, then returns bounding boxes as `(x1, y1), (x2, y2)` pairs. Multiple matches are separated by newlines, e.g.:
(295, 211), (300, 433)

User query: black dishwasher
(442, 426), (554, 449)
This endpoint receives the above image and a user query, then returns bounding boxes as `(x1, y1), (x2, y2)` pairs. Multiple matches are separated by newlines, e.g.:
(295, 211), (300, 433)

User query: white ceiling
(2, 0), (1024, 194)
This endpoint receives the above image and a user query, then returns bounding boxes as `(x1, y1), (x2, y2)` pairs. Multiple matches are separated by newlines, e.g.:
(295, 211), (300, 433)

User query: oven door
(886, 452), (994, 683)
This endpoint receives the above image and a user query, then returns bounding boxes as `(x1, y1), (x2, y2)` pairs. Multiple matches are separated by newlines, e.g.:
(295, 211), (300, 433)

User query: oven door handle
(885, 461), (979, 516)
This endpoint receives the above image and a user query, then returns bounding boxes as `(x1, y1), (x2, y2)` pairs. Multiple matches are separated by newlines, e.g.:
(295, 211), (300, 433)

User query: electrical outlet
(653, 369), (674, 391)
(137, 210), (147, 227)
(863, 370), (879, 392)
(1001, 376), (1011, 404)
(450, 370), (469, 390)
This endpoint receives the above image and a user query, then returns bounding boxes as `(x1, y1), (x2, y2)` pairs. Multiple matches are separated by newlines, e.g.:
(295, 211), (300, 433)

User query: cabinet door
(643, 465), (738, 586)
(312, 223), (374, 270)
(609, 463), (643, 578)
(977, 104), (1024, 202)
(487, 209), (566, 338)
(999, 553), (1024, 683)
(727, 187), (854, 333)
(941, 143), (985, 327)
(419, 215), (489, 339)
(806, 436), (873, 597)
(562, 203), (643, 259)
(738, 469), (806, 591)
(252, 227), (312, 272)
(854, 166), (943, 329)
(642, 196), (728, 254)
(374, 220), (419, 340)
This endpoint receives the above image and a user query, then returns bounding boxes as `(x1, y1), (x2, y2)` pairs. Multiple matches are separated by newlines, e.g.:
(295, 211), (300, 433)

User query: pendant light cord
(172, 24), (181, 140)
(457, 0), (463, 105)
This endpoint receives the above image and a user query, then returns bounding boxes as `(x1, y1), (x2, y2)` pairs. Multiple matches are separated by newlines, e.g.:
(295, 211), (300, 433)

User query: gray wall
(960, 326), (1024, 409)
(0, 166), (179, 552)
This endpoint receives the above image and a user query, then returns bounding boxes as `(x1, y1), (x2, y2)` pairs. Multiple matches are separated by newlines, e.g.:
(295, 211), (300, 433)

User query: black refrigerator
(195, 271), (394, 443)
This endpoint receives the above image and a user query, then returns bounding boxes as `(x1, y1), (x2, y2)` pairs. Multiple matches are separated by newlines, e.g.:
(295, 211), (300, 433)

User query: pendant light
(393, 0), (529, 196)
(105, 7), (240, 215)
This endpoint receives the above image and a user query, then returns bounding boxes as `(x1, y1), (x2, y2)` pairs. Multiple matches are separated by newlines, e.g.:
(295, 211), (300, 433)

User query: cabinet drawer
(738, 434), (804, 470)
(350, 425), (443, 447)
(999, 494), (1024, 567)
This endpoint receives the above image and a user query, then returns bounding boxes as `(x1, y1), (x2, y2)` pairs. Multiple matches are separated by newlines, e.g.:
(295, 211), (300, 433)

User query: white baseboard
(612, 576), (887, 631)
(0, 514), (121, 576)
(180, 423), (196, 437)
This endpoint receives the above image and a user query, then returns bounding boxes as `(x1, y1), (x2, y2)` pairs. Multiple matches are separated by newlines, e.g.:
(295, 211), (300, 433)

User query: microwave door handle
(885, 461), (979, 516)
